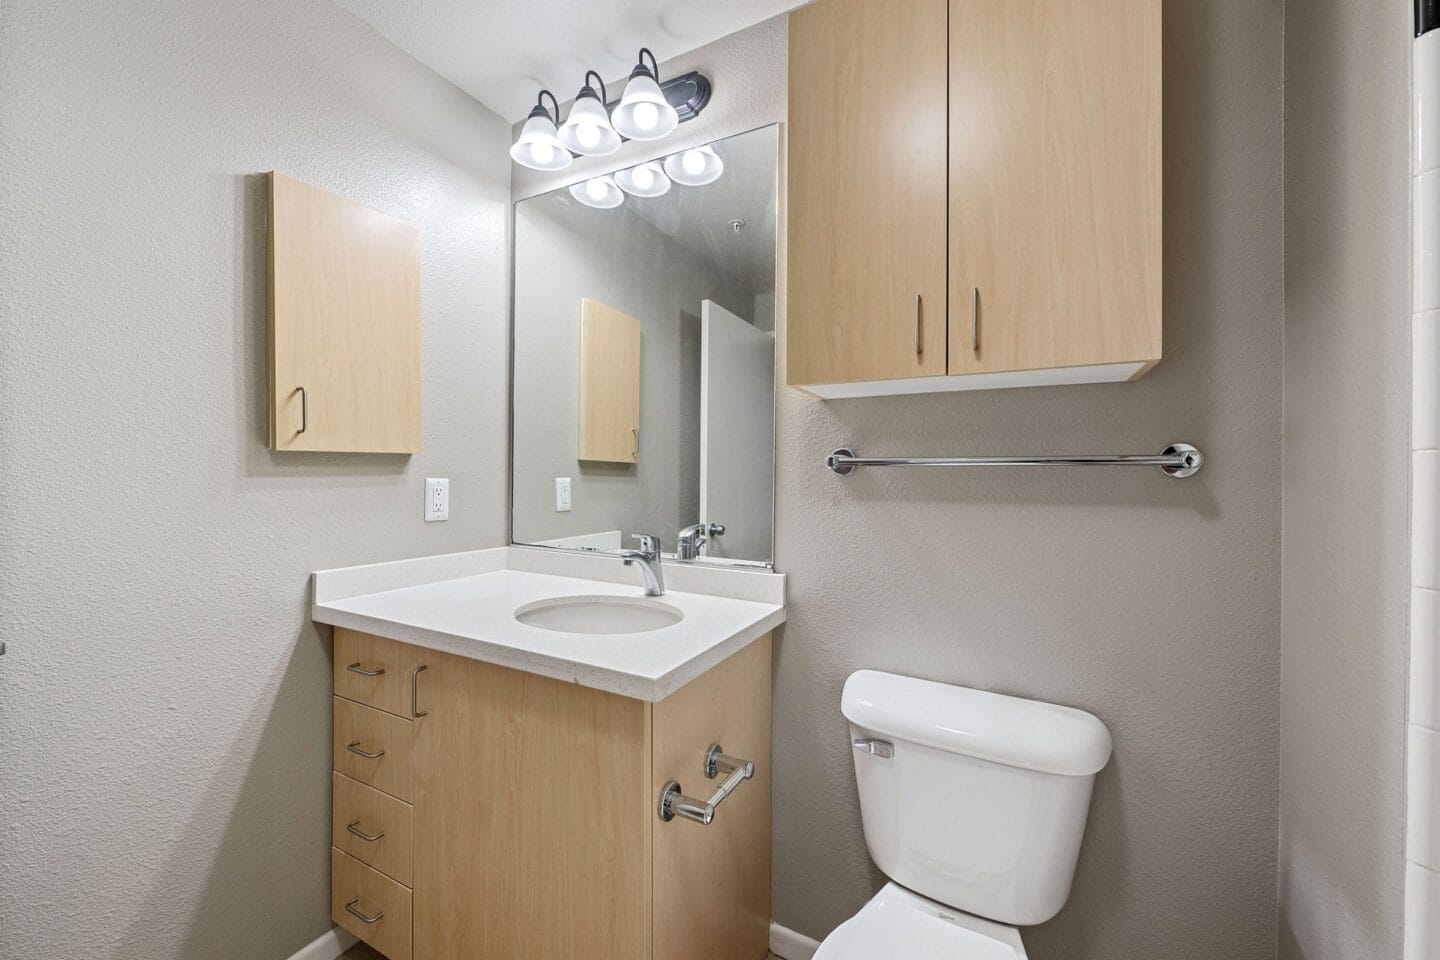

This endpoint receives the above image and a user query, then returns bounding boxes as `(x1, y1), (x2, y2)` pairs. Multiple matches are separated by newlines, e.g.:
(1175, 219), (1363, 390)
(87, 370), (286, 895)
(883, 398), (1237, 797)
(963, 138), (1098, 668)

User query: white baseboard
(770, 921), (821, 960)
(287, 927), (357, 960)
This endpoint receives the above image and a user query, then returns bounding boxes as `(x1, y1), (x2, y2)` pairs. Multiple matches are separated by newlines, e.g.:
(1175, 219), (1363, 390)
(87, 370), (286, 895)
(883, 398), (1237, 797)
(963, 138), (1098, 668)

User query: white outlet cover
(425, 478), (449, 522)
(555, 477), (572, 512)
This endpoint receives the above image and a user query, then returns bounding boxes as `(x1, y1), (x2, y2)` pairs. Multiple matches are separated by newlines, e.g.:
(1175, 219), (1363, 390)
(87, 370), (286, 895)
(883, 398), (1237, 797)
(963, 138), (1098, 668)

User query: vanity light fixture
(570, 174), (624, 209)
(558, 71), (622, 157)
(615, 161), (671, 198)
(509, 90), (571, 171)
(664, 145), (724, 186)
(611, 48), (680, 142)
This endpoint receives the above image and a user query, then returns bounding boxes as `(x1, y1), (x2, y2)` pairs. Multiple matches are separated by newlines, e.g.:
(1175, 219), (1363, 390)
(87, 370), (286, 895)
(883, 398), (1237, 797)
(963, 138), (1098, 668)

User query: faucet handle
(632, 533), (661, 556)
(706, 523), (726, 538)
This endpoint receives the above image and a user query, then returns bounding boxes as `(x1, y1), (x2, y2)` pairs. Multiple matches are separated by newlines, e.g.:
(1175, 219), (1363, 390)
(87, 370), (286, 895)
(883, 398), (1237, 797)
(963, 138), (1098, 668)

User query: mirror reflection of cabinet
(268, 172), (422, 453)
(577, 298), (641, 464)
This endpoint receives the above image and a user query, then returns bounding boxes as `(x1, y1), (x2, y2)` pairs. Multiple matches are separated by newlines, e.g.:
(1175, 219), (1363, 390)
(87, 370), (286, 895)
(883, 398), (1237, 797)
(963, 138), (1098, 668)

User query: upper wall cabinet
(268, 172), (422, 453)
(787, 0), (1163, 399)
(577, 298), (641, 464)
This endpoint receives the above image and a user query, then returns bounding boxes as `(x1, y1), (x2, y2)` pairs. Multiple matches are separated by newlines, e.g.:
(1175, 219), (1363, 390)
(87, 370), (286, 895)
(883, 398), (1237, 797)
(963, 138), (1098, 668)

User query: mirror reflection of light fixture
(615, 161), (671, 198)
(664, 145), (724, 186)
(558, 71), (621, 157)
(570, 174), (624, 209)
(509, 90), (572, 171)
(611, 48), (680, 142)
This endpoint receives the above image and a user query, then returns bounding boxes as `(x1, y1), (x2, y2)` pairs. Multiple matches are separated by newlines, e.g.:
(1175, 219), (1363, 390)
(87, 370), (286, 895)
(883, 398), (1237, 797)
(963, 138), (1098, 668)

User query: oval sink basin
(514, 595), (684, 635)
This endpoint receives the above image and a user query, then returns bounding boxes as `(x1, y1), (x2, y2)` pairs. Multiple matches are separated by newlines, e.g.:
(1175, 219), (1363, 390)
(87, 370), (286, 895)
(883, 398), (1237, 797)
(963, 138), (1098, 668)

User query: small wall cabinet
(268, 172), (421, 452)
(577, 298), (641, 463)
(786, 0), (1163, 398)
(330, 627), (772, 960)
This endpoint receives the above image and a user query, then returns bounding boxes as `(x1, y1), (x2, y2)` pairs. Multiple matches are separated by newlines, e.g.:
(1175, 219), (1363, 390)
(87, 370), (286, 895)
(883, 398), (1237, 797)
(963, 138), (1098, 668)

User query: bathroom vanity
(313, 548), (784, 960)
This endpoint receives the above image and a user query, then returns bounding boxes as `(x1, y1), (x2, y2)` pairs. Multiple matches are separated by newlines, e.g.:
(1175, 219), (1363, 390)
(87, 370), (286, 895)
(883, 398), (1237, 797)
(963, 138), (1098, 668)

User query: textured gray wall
(766, 4), (1286, 958)
(1279, 1), (1411, 957)
(0, 2), (511, 958)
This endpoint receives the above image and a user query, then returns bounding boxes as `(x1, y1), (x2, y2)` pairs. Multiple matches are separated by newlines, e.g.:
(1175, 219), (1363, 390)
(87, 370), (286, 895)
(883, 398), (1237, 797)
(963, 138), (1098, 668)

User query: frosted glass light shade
(612, 73), (679, 141)
(570, 175), (624, 209)
(615, 162), (671, 198)
(558, 91), (621, 157)
(663, 145), (724, 186)
(510, 110), (571, 171)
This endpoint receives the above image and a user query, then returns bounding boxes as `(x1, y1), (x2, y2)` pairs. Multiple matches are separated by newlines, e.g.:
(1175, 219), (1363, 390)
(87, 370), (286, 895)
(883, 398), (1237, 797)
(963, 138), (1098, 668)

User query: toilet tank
(842, 670), (1113, 927)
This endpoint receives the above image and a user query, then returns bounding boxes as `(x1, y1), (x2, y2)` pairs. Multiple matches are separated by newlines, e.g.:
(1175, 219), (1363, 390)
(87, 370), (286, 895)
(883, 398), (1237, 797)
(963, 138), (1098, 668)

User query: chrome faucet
(676, 522), (726, 561)
(620, 533), (665, 596)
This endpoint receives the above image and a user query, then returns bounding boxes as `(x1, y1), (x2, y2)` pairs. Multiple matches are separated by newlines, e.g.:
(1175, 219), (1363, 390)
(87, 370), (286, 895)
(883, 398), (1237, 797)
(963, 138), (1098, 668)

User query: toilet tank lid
(842, 670), (1113, 776)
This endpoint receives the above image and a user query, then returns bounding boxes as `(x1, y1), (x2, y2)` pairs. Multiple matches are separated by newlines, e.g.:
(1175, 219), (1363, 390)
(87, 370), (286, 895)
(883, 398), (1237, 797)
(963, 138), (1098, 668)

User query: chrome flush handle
(852, 737), (894, 759)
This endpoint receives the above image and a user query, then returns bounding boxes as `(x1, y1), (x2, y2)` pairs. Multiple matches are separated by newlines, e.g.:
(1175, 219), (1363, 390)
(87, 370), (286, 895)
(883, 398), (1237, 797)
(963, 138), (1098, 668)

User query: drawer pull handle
(346, 662), (385, 677)
(344, 897), (384, 924)
(658, 743), (754, 826)
(346, 740), (385, 759)
(411, 664), (428, 718)
(346, 820), (385, 842)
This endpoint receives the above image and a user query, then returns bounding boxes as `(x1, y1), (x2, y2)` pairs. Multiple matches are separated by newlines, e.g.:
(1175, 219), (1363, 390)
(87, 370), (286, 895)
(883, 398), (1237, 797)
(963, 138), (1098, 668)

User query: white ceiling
(333, 0), (807, 122)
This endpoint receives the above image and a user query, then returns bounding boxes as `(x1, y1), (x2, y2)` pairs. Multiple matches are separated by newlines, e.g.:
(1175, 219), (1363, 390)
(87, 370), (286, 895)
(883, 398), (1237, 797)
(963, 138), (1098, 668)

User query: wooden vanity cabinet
(786, 0), (1163, 397)
(330, 626), (772, 960)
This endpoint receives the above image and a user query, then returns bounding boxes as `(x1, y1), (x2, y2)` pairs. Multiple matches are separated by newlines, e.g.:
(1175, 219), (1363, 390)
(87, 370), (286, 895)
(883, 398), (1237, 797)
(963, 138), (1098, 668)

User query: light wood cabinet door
(269, 172), (421, 453)
(652, 636), (772, 960)
(947, 0), (1162, 377)
(410, 651), (653, 960)
(577, 298), (641, 463)
(786, 0), (949, 388)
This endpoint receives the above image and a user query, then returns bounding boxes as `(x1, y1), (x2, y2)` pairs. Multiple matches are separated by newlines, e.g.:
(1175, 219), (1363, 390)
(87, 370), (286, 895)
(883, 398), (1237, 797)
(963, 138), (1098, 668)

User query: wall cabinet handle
(346, 740), (385, 759)
(914, 293), (923, 355)
(970, 287), (980, 352)
(410, 664), (428, 718)
(346, 820), (385, 842)
(346, 662), (385, 677)
(295, 385), (308, 434)
(632, 427), (639, 459)
(344, 897), (384, 924)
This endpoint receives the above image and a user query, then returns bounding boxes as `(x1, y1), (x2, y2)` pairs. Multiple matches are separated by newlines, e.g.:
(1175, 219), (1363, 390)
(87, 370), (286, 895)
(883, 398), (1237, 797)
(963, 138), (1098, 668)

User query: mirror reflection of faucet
(677, 522), (725, 560)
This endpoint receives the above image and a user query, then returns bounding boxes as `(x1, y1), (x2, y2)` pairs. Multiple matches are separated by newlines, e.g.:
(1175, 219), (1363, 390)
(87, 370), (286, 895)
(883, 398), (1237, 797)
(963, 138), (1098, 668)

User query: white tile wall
(1414, 26), (1440, 960)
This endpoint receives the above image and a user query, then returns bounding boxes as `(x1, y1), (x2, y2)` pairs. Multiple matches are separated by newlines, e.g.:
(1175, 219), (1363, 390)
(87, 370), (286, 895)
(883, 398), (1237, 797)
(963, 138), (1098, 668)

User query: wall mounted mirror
(511, 124), (778, 566)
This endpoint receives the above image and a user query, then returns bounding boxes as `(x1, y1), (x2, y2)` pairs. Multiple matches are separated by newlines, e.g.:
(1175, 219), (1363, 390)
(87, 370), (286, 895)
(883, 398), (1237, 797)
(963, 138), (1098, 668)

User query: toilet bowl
(814, 670), (1112, 958)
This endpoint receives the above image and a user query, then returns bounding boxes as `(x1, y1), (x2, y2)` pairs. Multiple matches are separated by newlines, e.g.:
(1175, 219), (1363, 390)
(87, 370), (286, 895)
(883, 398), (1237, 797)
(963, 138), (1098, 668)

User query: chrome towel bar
(825, 443), (1204, 479)
(658, 743), (755, 825)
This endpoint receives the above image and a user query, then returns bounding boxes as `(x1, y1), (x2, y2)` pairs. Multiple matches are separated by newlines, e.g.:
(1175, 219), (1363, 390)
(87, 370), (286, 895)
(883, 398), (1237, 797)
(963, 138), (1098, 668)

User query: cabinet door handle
(914, 293), (923, 355)
(346, 740), (385, 759)
(344, 897), (384, 924)
(346, 662), (385, 677)
(632, 427), (639, 459)
(970, 287), (980, 352)
(346, 820), (385, 842)
(295, 385), (308, 434)
(411, 664), (428, 718)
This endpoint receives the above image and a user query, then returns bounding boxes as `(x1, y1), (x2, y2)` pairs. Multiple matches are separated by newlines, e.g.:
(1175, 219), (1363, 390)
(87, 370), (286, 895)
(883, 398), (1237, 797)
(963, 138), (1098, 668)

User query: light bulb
(682, 150), (706, 176)
(633, 101), (660, 131)
(586, 178), (608, 201)
(576, 123), (601, 149)
(632, 166), (655, 190)
(530, 140), (555, 165)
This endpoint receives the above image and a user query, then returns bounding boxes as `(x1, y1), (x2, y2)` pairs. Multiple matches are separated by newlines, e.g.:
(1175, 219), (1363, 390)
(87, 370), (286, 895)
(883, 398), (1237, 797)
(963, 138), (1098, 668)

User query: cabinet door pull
(295, 385), (308, 434)
(346, 662), (385, 677)
(632, 427), (639, 459)
(411, 664), (428, 718)
(970, 287), (980, 352)
(914, 293), (923, 355)
(346, 740), (385, 759)
(344, 897), (384, 924)
(346, 820), (385, 842)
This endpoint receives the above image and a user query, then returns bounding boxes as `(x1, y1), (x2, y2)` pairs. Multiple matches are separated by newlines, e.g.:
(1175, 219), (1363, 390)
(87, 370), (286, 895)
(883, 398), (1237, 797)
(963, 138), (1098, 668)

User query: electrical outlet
(425, 478), (449, 522)
(555, 477), (572, 512)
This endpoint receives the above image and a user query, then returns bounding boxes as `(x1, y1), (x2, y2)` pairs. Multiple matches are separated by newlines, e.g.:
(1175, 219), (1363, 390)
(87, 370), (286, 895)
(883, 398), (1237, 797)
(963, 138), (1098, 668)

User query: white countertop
(311, 547), (785, 702)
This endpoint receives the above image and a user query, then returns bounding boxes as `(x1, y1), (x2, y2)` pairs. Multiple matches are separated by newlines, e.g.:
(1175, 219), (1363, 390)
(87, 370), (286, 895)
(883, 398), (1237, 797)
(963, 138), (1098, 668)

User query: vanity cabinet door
(652, 635), (772, 960)
(786, 0), (949, 389)
(410, 650), (653, 960)
(947, 0), (1162, 379)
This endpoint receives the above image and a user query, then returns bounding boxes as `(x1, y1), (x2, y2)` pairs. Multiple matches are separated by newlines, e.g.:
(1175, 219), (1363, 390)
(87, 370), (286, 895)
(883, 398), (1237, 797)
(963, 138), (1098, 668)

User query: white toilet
(815, 670), (1114, 959)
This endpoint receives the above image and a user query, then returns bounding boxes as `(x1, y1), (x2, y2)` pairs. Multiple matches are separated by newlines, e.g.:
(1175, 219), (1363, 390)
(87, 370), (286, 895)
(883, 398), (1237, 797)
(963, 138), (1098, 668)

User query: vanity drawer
(335, 628), (426, 719)
(334, 696), (414, 802)
(333, 771), (413, 886)
(332, 847), (413, 960)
